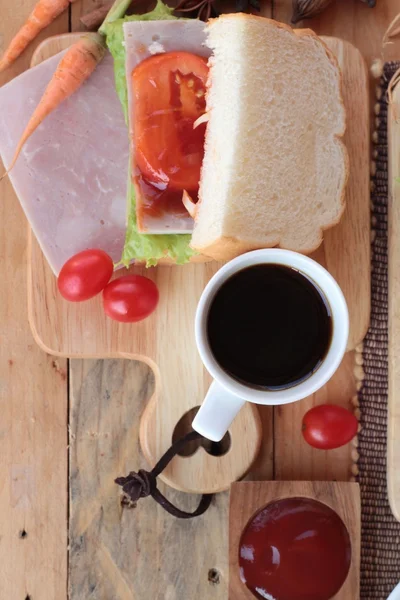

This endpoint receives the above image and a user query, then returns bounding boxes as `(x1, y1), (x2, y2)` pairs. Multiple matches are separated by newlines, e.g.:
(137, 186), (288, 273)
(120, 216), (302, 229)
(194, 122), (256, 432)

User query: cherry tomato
(132, 51), (208, 191)
(58, 249), (113, 302)
(302, 404), (358, 450)
(103, 275), (159, 323)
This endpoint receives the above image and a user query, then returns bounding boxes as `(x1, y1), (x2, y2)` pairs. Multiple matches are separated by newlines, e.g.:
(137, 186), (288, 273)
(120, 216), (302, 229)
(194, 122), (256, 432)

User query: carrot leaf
(99, 0), (133, 35)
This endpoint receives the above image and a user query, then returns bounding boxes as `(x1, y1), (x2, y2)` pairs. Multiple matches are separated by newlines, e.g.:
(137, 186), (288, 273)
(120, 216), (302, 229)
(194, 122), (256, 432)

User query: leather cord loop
(115, 431), (213, 518)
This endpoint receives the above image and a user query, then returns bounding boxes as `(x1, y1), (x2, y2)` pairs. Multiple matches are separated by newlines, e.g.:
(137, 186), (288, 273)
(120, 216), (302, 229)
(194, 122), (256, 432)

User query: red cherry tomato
(58, 249), (113, 302)
(302, 404), (358, 450)
(133, 51), (208, 191)
(103, 275), (159, 323)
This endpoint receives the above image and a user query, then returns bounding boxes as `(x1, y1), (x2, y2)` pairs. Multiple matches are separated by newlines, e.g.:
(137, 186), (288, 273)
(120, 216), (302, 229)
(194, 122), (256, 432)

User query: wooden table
(0, 0), (399, 598)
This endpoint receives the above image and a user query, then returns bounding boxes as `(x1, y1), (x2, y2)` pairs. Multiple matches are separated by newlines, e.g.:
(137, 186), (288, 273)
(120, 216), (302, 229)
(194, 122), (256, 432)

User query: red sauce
(131, 52), (208, 226)
(239, 497), (351, 600)
(133, 107), (205, 224)
(134, 170), (197, 221)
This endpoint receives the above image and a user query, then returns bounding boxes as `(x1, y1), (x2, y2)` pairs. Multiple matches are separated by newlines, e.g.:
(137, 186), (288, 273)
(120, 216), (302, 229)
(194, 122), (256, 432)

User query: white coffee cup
(192, 249), (349, 442)
(388, 583), (400, 600)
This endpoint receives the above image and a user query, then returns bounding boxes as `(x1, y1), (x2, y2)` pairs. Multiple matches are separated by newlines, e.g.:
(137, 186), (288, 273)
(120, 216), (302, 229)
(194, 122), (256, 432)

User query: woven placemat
(358, 61), (400, 600)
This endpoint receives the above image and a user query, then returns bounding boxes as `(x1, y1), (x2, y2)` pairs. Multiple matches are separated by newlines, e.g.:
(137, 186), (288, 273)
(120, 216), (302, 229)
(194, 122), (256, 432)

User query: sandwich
(107, 3), (348, 265)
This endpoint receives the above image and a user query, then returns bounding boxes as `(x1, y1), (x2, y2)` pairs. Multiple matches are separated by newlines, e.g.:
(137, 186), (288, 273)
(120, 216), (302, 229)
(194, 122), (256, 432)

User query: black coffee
(207, 264), (332, 390)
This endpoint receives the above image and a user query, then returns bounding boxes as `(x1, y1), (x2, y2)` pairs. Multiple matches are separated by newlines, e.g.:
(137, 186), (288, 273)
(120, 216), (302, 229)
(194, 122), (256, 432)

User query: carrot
(1, 0), (132, 179)
(0, 0), (79, 72)
(1, 33), (106, 178)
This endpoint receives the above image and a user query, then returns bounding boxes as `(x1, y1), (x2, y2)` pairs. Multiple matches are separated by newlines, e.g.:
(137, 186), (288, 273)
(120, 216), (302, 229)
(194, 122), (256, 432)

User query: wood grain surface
(387, 81), (400, 521)
(1, 0), (399, 596)
(69, 359), (231, 599)
(229, 481), (361, 599)
(275, 351), (359, 482)
(140, 388), (263, 494)
(273, 0), (400, 68)
(57, 23), (365, 599)
(0, 2), (69, 600)
(27, 33), (369, 498)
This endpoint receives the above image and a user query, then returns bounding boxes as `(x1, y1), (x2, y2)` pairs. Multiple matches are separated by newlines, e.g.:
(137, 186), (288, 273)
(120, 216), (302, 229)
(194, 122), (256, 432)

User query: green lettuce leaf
(104, 1), (196, 266)
(121, 179), (196, 267)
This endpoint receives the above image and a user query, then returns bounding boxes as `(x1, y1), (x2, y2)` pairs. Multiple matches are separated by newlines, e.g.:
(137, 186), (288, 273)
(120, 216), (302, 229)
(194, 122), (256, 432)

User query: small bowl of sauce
(239, 497), (351, 600)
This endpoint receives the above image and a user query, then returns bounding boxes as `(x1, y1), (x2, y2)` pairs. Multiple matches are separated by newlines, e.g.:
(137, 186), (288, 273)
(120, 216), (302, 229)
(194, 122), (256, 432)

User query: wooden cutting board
(28, 34), (370, 493)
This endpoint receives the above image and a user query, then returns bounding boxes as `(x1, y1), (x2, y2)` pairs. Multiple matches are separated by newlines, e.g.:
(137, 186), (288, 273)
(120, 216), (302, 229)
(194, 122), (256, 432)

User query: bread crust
(295, 25), (349, 238)
(192, 14), (349, 261)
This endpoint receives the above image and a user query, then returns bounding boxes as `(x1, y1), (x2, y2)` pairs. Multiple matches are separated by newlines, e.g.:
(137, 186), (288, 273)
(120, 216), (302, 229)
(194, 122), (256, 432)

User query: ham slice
(123, 20), (209, 234)
(0, 52), (129, 275)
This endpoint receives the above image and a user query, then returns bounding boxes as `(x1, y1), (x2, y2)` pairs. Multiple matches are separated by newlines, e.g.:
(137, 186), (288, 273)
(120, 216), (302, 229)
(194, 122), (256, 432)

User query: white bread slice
(191, 14), (348, 260)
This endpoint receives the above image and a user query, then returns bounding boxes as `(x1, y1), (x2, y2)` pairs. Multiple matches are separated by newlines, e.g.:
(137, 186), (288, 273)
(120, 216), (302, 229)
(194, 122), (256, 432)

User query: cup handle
(192, 381), (246, 442)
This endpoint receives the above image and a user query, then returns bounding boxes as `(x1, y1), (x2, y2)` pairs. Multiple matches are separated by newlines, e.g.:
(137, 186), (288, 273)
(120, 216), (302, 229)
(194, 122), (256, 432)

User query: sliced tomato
(132, 52), (208, 192)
